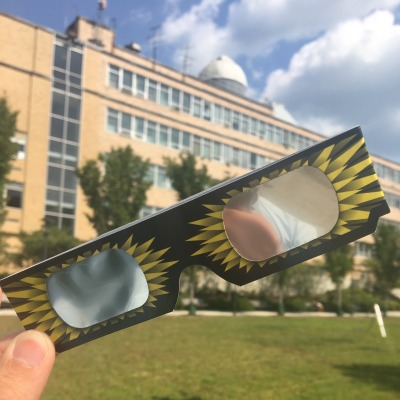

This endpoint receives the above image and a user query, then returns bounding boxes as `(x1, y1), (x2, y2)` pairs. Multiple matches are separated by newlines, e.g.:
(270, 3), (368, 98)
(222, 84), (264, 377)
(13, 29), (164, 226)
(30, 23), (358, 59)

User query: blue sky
(1, 0), (400, 162)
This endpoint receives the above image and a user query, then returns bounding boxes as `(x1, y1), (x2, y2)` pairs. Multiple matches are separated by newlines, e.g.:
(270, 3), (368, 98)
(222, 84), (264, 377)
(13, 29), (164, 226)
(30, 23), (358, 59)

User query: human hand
(0, 287), (56, 400)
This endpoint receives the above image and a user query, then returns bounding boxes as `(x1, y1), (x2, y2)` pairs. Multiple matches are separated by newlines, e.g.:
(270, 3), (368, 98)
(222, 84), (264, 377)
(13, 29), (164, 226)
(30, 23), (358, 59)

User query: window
(70, 51), (83, 75)
(68, 96), (81, 120)
(135, 117), (144, 139)
(52, 92), (66, 116)
(6, 182), (23, 208)
(203, 139), (211, 159)
(46, 189), (60, 213)
(136, 75), (145, 97)
(223, 145), (232, 164)
(62, 192), (75, 215)
(139, 205), (161, 218)
(67, 122), (79, 142)
(11, 137), (26, 159)
(160, 84), (169, 106)
(108, 65), (120, 89)
(250, 118), (258, 136)
(213, 142), (221, 160)
(54, 45), (67, 70)
(148, 80), (158, 102)
(64, 170), (76, 190)
(203, 102), (211, 120)
(193, 97), (202, 117)
(182, 132), (191, 149)
(171, 129), (180, 149)
(233, 112), (240, 130)
(232, 148), (240, 165)
(65, 144), (78, 167)
(49, 140), (63, 164)
(241, 151), (250, 169)
(156, 166), (170, 189)
(258, 121), (267, 139)
(160, 125), (169, 146)
(147, 121), (157, 143)
(122, 70), (133, 93)
(183, 93), (191, 113)
(224, 109), (231, 127)
(121, 113), (132, 136)
(242, 115), (249, 133)
(193, 136), (201, 156)
(356, 242), (372, 257)
(107, 109), (119, 133)
(172, 89), (180, 109)
(214, 105), (222, 124)
(47, 166), (62, 187)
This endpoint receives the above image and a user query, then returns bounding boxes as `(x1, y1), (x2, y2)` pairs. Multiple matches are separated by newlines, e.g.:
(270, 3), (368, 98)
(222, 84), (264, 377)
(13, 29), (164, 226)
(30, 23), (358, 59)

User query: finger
(0, 287), (23, 356)
(0, 331), (22, 355)
(0, 330), (55, 400)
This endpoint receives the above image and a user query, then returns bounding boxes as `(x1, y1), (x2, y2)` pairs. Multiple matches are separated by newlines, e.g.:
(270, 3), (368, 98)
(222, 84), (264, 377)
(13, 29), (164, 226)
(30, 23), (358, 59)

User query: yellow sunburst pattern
(188, 133), (386, 274)
(2, 236), (177, 347)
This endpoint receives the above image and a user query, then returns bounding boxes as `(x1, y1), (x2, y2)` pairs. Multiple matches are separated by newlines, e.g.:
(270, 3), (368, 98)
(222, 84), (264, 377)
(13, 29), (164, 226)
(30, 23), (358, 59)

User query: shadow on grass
(335, 364), (400, 393)
(152, 393), (202, 400)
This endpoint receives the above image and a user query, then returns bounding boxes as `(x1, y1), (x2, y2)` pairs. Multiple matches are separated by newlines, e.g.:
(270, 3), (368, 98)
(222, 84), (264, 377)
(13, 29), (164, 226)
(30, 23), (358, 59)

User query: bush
(321, 288), (379, 313)
(202, 292), (254, 312)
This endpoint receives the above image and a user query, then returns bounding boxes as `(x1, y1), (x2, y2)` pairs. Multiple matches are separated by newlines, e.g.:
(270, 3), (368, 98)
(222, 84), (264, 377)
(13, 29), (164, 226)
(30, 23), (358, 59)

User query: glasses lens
(47, 249), (149, 328)
(223, 166), (339, 261)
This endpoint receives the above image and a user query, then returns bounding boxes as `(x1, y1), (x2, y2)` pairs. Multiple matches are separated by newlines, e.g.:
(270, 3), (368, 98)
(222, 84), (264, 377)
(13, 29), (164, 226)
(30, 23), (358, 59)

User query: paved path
(2, 309), (400, 318)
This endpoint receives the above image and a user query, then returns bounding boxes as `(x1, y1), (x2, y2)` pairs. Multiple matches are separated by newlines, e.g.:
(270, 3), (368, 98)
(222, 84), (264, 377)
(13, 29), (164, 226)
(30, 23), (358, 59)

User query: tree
(265, 263), (325, 315)
(15, 227), (81, 266)
(163, 151), (217, 201)
(324, 244), (354, 315)
(365, 223), (400, 314)
(164, 151), (221, 314)
(77, 146), (151, 235)
(0, 98), (18, 258)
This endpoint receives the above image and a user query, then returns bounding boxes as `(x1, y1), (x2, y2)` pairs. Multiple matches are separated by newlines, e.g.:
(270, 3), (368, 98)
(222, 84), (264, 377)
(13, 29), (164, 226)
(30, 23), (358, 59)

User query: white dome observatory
(199, 55), (248, 96)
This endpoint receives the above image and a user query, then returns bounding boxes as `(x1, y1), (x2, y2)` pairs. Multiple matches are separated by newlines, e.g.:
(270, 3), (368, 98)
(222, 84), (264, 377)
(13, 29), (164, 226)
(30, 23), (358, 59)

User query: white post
(374, 303), (387, 338)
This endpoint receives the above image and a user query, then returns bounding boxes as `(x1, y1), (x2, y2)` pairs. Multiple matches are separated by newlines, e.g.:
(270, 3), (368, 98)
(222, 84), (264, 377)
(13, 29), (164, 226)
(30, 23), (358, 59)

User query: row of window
(375, 162), (400, 184)
(108, 65), (400, 185)
(108, 64), (317, 151)
(355, 242), (372, 257)
(385, 192), (400, 209)
(107, 109), (270, 170)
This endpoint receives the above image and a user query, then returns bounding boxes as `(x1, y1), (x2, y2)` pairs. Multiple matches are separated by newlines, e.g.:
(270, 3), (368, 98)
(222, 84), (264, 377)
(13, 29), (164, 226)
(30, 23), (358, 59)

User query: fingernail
(12, 331), (48, 367)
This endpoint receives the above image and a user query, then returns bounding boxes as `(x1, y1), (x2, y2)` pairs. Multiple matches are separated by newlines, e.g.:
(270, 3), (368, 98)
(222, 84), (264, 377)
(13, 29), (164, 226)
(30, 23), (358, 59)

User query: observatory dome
(199, 55), (248, 96)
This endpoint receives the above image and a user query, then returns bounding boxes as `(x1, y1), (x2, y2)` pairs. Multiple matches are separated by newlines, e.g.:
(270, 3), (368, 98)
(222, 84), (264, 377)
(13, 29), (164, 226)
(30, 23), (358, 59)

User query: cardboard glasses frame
(0, 127), (390, 352)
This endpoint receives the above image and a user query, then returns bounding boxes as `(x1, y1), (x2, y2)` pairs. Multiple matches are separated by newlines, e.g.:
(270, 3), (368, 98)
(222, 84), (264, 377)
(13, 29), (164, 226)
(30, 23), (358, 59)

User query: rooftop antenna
(149, 25), (160, 68)
(182, 44), (193, 80)
(93, 0), (107, 46)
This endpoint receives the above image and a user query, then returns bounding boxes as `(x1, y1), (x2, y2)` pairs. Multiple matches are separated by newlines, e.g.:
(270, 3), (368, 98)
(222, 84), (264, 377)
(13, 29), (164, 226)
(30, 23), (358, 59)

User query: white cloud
(226, 0), (400, 54)
(264, 10), (400, 161)
(160, 0), (227, 70)
(159, 0), (400, 73)
(158, 1), (400, 160)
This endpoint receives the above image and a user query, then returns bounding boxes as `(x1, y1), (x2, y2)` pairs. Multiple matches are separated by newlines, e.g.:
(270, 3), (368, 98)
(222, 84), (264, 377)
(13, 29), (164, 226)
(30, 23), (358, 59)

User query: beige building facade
(1, 12), (399, 283)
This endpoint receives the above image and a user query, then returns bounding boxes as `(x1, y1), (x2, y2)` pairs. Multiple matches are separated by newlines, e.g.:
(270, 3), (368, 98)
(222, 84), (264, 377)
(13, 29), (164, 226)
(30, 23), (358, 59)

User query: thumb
(0, 330), (55, 400)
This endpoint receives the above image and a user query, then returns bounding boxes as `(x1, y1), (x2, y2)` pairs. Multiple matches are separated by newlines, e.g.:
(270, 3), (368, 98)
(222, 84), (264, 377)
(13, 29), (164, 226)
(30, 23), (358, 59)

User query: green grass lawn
(1, 315), (399, 400)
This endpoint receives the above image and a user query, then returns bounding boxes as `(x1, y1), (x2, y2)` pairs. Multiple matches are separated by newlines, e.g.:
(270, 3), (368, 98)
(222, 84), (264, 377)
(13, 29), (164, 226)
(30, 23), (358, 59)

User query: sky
(1, 0), (399, 162)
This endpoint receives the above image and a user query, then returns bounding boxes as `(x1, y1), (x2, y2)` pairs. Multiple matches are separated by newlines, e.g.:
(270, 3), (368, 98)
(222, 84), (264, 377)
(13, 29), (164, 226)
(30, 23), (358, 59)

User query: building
(1, 12), (399, 284)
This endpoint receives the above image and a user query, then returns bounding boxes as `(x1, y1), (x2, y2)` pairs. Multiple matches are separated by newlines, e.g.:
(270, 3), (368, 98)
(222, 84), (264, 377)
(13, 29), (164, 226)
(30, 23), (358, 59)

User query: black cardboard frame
(0, 127), (390, 352)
